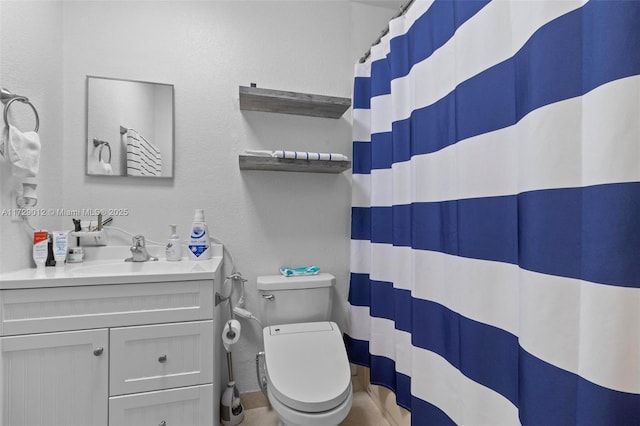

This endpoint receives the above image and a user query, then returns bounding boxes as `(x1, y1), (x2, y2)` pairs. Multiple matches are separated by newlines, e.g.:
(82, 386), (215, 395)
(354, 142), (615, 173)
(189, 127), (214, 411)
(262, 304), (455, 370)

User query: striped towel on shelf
(272, 150), (348, 161)
(124, 129), (162, 177)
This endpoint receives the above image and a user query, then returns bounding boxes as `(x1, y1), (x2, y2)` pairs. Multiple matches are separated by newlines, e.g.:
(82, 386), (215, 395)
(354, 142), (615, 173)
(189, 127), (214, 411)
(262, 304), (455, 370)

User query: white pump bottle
(165, 224), (182, 261)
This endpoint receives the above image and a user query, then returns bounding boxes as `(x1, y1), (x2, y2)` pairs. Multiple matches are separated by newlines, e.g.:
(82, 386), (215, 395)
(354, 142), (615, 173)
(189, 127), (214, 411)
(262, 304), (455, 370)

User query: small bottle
(67, 247), (84, 263)
(188, 209), (211, 260)
(165, 224), (182, 261)
(45, 233), (56, 267)
(33, 230), (49, 269)
(53, 231), (69, 267)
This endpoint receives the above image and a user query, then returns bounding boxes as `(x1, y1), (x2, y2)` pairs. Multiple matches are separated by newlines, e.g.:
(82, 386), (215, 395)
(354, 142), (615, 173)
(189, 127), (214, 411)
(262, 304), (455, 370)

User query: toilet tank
(257, 273), (335, 326)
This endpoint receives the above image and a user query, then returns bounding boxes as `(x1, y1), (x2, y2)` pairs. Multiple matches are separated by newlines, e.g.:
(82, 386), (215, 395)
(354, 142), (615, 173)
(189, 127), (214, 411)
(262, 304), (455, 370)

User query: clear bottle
(187, 209), (212, 260)
(165, 224), (182, 261)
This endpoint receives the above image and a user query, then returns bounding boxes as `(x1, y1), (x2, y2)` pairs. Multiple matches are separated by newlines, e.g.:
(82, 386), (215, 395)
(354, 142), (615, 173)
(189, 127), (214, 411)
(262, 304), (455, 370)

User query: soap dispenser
(165, 224), (182, 261)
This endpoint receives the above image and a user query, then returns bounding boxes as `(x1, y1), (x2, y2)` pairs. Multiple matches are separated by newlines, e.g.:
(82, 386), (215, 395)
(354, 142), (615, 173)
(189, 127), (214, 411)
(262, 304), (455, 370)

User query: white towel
(243, 149), (273, 157)
(125, 129), (162, 177)
(272, 150), (349, 161)
(1, 124), (41, 177)
(98, 159), (113, 175)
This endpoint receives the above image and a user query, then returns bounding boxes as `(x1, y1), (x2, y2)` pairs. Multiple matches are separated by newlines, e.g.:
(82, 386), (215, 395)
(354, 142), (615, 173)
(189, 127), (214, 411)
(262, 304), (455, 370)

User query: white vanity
(0, 246), (224, 426)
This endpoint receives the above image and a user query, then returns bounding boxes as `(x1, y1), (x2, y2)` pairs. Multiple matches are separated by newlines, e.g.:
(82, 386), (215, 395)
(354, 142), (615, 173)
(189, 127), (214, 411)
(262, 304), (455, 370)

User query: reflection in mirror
(86, 76), (174, 177)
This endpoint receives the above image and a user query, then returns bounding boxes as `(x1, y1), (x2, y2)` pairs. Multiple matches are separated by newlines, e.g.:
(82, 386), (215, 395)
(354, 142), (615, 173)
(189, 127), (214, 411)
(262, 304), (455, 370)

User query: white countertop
(0, 244), (223, 290)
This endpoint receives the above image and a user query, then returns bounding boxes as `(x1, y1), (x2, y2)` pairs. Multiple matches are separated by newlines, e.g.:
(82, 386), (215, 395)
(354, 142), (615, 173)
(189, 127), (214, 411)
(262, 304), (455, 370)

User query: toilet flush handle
(262, 294), (275, 301)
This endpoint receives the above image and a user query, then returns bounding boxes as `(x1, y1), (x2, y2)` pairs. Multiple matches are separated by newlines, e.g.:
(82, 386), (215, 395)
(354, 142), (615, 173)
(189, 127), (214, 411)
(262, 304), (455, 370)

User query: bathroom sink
(0, 244), (223, 289)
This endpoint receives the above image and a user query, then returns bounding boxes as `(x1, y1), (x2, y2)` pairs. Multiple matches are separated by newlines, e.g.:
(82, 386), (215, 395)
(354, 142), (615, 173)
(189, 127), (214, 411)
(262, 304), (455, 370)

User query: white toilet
(257, 273), (353, 426)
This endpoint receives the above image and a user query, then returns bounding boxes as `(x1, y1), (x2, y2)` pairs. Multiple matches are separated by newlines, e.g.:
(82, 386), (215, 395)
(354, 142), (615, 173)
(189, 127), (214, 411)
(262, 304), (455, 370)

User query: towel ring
(3, 97), (39, 133)
(93, 138), (112, 163)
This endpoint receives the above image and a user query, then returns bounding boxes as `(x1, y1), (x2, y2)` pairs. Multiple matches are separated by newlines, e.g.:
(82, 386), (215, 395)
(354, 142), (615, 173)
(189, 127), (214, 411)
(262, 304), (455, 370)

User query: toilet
(257, 273), (353, 426)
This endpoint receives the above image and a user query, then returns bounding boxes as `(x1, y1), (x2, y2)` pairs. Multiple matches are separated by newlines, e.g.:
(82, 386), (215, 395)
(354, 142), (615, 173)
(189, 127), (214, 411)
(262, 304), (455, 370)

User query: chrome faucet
(125, 235), (158, 262)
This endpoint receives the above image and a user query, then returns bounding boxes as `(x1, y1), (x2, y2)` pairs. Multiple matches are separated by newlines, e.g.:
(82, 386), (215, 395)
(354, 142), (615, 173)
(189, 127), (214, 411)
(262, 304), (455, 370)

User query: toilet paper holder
(222, 319), (242, 352)
(226, 321), (236, 339)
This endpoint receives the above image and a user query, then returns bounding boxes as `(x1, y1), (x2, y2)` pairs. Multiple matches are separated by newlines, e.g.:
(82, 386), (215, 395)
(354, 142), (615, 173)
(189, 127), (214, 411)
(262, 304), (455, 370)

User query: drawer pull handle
(158, 354), (167, 363)
(93, 347), (104, 356)
(159, 421), (167, 426)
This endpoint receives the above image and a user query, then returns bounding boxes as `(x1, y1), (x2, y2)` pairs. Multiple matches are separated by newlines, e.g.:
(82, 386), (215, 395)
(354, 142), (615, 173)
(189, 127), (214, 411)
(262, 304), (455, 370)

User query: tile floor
(241, 391), (391, 426)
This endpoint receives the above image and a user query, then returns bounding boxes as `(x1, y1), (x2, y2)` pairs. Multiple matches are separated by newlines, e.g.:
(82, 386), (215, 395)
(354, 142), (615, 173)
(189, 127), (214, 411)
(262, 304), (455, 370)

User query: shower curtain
(346, 1), (640, 424)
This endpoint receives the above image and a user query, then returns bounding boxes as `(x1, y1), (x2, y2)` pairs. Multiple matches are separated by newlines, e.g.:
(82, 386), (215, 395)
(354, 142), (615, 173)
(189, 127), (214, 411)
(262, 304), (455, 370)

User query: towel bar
(1, 88), (39, 132)
(93, 138), (112, 163)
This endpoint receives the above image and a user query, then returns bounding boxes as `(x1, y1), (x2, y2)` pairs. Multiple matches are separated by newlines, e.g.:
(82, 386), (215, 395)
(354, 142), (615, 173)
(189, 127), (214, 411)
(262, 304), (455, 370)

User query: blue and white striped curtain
(346, 1), (640, 424)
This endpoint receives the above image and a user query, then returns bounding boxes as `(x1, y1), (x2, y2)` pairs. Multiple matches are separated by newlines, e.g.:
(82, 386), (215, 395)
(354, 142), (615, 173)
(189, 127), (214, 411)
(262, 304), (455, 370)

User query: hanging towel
(97, 159), (113, 175)
(272, 150), (348, 161)
(124, 129), (162, 176)
(0, 124), (41, 177)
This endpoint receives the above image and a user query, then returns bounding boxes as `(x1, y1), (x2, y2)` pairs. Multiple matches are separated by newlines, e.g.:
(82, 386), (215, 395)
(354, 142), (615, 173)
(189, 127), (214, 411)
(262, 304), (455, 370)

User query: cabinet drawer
(0, 281), (213, 336)
(110, 321), (213, 396)
(109, 384), (213, 426)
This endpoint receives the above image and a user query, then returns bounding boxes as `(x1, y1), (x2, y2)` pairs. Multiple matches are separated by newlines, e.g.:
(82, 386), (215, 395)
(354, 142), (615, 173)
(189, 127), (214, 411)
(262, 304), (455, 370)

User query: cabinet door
(109, 384), (213, 426)
(110, 321), (213, 396)
(0, 328), (109, 426)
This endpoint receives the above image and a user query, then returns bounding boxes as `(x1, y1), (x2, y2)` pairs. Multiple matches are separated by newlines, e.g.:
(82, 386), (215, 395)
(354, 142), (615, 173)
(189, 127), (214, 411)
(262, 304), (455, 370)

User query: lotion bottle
(165, 224), (182, 261)
(33, 230), (48, 268)
(53, 231), (68, 267)
(188, 209), (211, 260)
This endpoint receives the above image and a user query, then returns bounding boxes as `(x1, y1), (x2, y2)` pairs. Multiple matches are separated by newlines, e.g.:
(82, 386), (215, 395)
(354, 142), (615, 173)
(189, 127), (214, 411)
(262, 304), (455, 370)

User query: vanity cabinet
(0, 278), (220, 426)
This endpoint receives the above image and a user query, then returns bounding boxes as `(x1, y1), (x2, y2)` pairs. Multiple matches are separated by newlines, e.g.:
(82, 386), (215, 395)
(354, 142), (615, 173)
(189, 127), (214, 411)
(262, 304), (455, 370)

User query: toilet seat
(263, 321), (352, 413)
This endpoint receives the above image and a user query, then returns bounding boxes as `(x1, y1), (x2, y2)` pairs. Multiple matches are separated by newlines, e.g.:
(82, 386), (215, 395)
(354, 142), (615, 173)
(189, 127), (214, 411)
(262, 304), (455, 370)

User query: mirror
(86, 76), (174, 177)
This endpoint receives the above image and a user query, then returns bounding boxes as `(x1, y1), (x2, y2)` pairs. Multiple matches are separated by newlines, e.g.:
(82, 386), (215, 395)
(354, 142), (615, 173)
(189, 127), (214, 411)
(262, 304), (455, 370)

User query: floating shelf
(238, 155), (351, 174)
(239, 86), (351, 119)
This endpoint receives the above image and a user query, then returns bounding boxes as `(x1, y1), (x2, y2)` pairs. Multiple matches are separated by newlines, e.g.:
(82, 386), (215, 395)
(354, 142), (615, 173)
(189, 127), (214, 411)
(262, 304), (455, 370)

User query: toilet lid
(263, 321), (352, 413)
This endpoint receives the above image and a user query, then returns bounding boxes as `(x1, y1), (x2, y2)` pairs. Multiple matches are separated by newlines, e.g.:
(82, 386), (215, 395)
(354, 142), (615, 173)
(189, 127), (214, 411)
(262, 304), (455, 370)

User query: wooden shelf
(239, 86), (351, 119)
(238, 155), (351, 174)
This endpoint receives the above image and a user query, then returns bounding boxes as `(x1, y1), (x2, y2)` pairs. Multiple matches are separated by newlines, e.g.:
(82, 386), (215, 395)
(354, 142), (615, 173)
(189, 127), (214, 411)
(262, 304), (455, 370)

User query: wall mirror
(86, 76), (174, 177)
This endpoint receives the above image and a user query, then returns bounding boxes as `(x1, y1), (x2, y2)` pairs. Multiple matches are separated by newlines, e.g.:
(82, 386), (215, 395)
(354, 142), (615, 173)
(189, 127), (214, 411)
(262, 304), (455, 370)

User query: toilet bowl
(262, 321), (353, 426)
(257, 273), (353, 425)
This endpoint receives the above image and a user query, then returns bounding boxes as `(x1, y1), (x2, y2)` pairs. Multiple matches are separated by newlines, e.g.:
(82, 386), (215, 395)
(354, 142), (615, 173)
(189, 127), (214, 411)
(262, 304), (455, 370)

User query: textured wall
(1, 0), (397, 393)
(0, 0), (64, 272)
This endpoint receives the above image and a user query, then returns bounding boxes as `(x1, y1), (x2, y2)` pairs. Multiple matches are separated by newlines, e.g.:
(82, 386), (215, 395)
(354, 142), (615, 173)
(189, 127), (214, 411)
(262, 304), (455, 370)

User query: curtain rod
(359, 0), (416, 64)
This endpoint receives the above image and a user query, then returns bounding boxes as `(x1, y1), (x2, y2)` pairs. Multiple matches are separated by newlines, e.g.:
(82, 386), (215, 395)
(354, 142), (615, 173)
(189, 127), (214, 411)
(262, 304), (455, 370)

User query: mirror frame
(85, 75), (175, 178)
